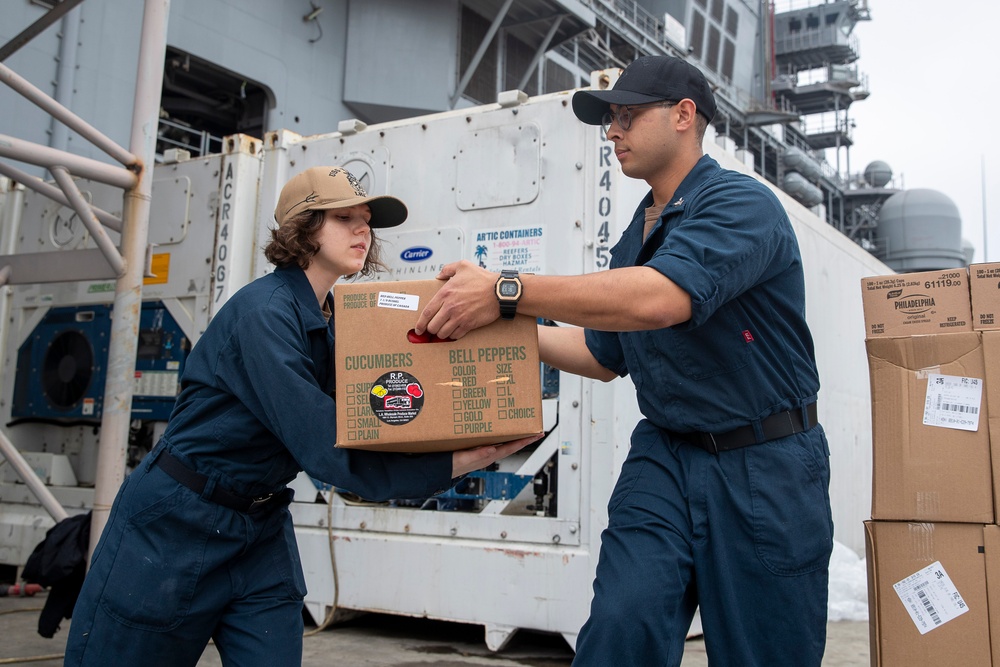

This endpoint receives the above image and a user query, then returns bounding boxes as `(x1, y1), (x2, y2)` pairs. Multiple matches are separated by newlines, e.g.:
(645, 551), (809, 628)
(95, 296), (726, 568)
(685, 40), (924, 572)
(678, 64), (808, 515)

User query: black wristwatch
(495, 270), (523, 320)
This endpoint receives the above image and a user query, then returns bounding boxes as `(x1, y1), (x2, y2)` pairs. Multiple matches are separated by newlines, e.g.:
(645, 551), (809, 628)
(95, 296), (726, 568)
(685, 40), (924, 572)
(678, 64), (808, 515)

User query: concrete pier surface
(1, 592), (870, 666)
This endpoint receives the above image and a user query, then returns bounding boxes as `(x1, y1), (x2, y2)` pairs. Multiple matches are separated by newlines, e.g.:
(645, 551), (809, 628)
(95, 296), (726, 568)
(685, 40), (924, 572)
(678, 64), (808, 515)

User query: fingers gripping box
(334, 280), (542, 452)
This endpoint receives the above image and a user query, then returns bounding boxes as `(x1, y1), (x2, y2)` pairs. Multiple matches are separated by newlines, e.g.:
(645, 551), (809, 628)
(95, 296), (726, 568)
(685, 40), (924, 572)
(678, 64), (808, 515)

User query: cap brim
(365, 196), (408, 229)
(311, 195), (408, 229)
(572, 89), (665, 125)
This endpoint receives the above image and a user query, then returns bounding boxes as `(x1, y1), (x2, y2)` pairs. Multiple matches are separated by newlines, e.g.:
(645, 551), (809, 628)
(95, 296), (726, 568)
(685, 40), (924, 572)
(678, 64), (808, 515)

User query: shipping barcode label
(923, 373), (982, 431)
(892, 561), (969, 635)
(377, 292), (420, 311)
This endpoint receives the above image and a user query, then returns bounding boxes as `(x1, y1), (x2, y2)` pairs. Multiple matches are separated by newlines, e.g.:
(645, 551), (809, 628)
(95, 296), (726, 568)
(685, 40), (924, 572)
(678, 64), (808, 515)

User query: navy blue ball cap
(573, 55), (717, 125)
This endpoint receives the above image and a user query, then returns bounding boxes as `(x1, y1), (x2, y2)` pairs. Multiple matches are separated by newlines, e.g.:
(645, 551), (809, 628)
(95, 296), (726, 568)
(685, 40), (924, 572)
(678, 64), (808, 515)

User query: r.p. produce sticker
(370, 371), (424, 425)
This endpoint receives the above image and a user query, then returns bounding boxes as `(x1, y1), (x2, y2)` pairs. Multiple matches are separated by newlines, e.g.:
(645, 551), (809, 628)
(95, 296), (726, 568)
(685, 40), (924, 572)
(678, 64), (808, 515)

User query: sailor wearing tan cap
(65, 167), (540, 666)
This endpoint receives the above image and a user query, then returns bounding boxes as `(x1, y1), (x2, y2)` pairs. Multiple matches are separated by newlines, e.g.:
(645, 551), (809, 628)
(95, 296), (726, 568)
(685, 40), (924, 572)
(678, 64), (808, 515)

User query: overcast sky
(842, 1), (999, 263)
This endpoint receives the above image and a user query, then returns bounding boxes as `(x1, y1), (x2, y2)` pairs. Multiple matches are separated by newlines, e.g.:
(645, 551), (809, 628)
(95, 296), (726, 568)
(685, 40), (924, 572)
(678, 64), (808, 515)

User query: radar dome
(962, 238), (976, 265)
(864, 161), (893, 188)
(875, 188), (965, 271)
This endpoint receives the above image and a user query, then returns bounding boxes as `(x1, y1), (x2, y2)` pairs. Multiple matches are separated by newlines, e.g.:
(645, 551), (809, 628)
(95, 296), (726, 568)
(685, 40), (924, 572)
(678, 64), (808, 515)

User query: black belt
(155, 449), (280, 513)
(667, 402), (818, 455)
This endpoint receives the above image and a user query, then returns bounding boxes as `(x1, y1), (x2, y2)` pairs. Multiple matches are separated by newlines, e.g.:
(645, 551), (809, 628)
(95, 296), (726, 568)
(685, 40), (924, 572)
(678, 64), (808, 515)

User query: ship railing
(587, 0), (687, 53)
(723, 85), (800, 119)
(157, 117), (224, 160)
(773, 27), (860, 62)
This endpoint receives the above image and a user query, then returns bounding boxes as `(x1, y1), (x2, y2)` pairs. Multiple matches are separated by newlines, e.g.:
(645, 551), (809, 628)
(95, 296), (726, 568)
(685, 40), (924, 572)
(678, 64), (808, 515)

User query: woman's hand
(451, 434), (543, 478)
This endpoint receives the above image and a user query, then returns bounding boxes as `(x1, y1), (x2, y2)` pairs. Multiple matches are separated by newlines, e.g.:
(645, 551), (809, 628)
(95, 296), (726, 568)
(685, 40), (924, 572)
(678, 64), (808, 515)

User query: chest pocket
(646, 299), (752, 380)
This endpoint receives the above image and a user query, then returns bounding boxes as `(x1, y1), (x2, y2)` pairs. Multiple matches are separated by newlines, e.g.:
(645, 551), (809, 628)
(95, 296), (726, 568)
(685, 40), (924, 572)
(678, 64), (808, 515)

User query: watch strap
(497, 270), (520, 320)
(498, 298), (518, 319)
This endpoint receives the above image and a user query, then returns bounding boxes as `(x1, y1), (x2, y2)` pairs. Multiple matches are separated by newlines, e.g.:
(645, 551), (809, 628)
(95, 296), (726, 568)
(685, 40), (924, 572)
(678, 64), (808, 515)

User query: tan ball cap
(275, 166), (408, 228)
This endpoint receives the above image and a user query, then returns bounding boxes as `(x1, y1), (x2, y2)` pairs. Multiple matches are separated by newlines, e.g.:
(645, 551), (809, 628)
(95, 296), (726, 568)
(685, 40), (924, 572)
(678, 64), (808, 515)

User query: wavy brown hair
(263, 209), (387, 279)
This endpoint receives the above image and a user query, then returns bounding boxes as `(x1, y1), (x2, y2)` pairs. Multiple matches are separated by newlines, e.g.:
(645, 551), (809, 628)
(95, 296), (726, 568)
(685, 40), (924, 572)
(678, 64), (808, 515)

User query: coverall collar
(273, 264), (332, 331)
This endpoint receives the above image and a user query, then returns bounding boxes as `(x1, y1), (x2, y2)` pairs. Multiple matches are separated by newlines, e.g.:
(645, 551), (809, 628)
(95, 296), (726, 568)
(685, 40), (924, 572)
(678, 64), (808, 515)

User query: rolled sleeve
(584, 328), (629, 377)
(645, 177), (787, 330)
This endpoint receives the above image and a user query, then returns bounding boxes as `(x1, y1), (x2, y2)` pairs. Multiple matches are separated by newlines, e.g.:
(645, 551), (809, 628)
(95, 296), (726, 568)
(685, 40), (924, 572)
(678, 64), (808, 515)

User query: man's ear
(674, 98), (698, 131)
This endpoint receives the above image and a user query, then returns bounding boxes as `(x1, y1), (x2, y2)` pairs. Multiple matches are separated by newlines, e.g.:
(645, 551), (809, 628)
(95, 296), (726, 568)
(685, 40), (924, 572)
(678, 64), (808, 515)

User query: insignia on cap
(285, 192), (318, 216)
(329, 167), (367, 197)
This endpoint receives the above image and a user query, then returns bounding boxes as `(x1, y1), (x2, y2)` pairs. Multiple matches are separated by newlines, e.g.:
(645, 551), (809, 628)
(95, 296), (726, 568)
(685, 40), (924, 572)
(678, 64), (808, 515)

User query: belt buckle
(704, 433), (719, 455)
(248, 493), (274, 511)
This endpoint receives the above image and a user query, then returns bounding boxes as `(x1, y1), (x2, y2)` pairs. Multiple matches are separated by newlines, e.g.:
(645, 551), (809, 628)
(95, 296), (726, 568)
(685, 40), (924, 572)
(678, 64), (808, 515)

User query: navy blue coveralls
(65, 265), (454, 667)
(573, 156), (833, 667)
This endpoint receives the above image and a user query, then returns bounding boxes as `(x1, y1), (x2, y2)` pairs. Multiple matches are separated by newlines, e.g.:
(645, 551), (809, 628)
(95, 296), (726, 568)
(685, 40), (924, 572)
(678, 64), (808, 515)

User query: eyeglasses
(601, 101), (677, 136)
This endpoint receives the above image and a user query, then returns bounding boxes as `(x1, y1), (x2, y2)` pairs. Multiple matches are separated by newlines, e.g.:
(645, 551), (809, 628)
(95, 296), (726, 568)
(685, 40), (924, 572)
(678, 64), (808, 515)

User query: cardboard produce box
(865, 521), (990, 666)
(861, 268), (972, 339)
(866, 332), (991, 523)
(984, 525), (1000, 666)
(985, 332), (1000, 495)
(333, 280), (542, 452)
(970, 262), (1000, 331)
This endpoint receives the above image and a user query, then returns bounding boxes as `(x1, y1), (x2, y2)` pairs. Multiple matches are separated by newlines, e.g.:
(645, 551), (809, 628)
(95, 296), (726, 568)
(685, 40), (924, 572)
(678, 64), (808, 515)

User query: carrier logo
(401, 246), (433, 262)
(893, 294), (936, 313)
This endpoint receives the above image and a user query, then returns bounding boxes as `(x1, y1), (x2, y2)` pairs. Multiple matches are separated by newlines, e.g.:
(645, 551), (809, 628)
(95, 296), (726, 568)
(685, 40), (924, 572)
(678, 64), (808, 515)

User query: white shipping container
(0, 76), (885, 649)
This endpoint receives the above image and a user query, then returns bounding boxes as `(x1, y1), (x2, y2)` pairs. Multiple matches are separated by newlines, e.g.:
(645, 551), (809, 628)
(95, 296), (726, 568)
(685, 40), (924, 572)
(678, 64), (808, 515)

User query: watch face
(499, 281), (520, 297)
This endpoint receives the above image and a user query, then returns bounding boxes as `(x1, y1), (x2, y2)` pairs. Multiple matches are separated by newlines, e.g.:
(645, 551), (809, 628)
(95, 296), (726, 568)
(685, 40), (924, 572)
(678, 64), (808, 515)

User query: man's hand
(414, 260), (500, 339)
(451, 434), (543, 478)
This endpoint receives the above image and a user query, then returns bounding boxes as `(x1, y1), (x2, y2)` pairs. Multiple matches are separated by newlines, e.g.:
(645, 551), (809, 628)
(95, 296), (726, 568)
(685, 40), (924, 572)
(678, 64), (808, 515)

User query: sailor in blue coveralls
(416, 56), (833, 666)
(65, 167), (540, 667)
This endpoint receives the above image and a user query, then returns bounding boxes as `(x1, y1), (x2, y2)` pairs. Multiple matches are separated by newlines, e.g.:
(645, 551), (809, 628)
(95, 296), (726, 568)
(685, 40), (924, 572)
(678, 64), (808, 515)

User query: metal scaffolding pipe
(51, 166), (126, 276)
(0, 264), (9, 287)
(0, 0), (86, 62)
(450, 0), (515, 108)
(0, 134), (137, 190)
(88, 0), (169, 562)
(517, 15), (564, 92)
(0, 62), (138, 167)
(0, 176), (23, 273)
(0, 247), (120, 284)
(0, 161), (122, 232)
(0, 430), (69, 524)
(49, 5), (83, 153)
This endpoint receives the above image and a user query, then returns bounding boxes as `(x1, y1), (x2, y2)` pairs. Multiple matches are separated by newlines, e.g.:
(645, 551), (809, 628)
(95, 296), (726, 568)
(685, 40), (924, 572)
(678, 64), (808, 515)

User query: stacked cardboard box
(973, 264), (1000, 501)
(333, 279), (543, 453)
(865, 521), (990, 665)
(863, 265), (1000, 665)
(981, 262), (1000, 667)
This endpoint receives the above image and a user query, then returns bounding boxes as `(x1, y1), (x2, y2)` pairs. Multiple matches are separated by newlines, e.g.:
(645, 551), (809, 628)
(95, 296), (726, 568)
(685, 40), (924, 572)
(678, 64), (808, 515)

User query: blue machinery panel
(431, 470), (534, 506)
(11, 302), (188, 422)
